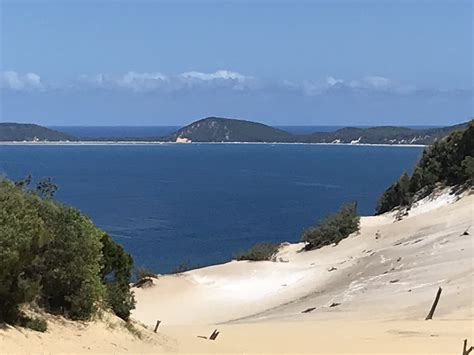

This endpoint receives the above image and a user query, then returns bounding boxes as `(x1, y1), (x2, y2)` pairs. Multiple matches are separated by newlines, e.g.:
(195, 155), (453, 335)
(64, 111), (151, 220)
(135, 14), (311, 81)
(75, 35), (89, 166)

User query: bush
(38, 206), (105, 320)
(376, 120), (474, 214)
(135, 266), (157, 280)
(0, 180), (48, 322)
(101, 234), (135, 320)
(0, 177), (135, 324)
(236, 242), (280, 261)
(302, 202), (360, 250)
(20, 316), (48, 332)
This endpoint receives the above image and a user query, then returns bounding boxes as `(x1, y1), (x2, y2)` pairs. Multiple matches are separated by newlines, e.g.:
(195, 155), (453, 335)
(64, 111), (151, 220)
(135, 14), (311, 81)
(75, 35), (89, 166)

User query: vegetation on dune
(235, 242), (280, 261)
(302, 202), (360, 251)
(376, 120), (474, 214)
(134, 266), (157, 280)
(101, 234), (136, 320)
(0, 178), (135, 329)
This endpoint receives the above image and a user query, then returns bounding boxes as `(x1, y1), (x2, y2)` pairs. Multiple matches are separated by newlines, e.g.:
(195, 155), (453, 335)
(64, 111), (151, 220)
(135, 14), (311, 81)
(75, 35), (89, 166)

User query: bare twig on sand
(462, 339), (473, 355)
(153, 320), (161, 333)
(425, 287), (442, 320)
(198, 329), (220, 341)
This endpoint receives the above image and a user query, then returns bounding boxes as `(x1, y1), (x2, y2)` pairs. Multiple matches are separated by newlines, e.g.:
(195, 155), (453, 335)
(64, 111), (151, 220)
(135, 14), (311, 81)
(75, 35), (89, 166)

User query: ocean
(0, 143), (423, 273)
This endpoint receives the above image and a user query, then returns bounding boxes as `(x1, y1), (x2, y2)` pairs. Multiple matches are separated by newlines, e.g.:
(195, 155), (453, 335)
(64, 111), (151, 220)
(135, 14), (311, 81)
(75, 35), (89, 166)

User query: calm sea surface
(0, 144), (422, 272)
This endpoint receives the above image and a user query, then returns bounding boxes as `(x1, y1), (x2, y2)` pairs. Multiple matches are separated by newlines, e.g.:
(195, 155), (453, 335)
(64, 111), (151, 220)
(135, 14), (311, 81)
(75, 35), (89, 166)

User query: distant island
(0, 123), (76, 142)
(0, 117), (470, 145)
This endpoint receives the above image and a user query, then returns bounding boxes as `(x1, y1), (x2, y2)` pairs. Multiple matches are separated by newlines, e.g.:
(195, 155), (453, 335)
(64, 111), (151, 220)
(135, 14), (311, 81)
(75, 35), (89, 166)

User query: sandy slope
(2, 189), (473, 354)
(131, 189), (473, 353)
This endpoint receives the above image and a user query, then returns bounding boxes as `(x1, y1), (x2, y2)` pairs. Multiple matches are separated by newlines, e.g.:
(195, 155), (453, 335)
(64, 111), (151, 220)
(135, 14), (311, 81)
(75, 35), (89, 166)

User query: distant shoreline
(0, 141), (427, 148)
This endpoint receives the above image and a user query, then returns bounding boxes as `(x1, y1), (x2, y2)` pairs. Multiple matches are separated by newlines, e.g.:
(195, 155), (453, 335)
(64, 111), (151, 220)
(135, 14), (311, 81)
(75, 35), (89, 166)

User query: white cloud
(350, 76), (393, 90)
(326, 76), (344, 86)
(3, 69), (435, 98)
(0, 71), (44, 91)
(77, 70), (252, 92)
(118, 71), (168, 92)
(180, 69), (247, 82)
(78, 71), (169, 92)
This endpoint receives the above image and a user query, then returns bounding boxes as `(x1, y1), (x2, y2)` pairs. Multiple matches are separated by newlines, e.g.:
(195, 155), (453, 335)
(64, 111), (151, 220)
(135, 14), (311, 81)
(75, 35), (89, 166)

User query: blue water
(0, 144), (423, 272)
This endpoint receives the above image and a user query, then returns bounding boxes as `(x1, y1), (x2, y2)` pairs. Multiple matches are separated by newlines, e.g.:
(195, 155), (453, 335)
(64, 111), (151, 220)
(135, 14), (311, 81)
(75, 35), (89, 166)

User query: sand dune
(2, 189), (472, 353)
(131, 188), (473, 353)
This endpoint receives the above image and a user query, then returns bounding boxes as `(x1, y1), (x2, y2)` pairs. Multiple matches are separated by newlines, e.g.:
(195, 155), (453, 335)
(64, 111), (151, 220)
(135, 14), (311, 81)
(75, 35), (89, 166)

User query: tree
(38, 206), (105, 320)
(376, 121), (474, 214)
(0, 181), (47, 321)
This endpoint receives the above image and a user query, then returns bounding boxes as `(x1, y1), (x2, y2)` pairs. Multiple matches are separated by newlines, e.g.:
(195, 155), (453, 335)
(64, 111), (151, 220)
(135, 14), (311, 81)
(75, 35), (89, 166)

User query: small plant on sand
(124, 320), (144, 339)
(302, 202), (360, 251)
(235, 242), (280, 261)
(135, 266), (156, 280)
(20, 316), (48, 332)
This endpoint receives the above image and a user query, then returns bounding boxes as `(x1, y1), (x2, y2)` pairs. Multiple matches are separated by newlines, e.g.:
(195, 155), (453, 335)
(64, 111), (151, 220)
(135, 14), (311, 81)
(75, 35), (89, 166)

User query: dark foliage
(235, 242), (280, 261)
(135, 266), (157, 280)
(376, 121), (474, 214)
(101, 234), (135, 320)
(0, 178), (135, 325)
(19, 316), (48, 332)
(302, 202), (360, 250)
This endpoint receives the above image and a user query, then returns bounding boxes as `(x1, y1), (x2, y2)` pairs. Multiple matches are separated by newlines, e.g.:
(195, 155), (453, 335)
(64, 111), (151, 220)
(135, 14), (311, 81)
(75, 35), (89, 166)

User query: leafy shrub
(302, 202), (360, 250)
(20, 316), (48, 332)
(236, 242), (280, 261)
(0, 180), (48, 322)
(38, 206), (105, 320)
(101, 234), (135, 320)
(376, 120), (474, 214)
(135, 266), (157, 280)
(0, 177), (135, 324)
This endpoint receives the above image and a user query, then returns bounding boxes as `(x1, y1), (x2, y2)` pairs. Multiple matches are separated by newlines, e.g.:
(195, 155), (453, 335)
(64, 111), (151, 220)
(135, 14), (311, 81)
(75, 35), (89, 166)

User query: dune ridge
(2, 188), (472, 354)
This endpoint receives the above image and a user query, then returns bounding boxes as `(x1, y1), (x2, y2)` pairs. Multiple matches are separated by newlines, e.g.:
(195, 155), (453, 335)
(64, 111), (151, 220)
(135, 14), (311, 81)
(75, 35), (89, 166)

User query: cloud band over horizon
(1, 69), (472, 126)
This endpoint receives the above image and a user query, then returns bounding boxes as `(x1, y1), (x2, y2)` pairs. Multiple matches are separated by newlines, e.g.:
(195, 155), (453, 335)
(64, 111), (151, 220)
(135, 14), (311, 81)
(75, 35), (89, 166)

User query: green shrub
(302, 202), (360, 250)
(101, 234), (135, 320)
(0, 180), (47, 322)
(135, 266), (157, 280)
(20, 316), (48, 332)
(236, 242), (280, 261)
(0, 177), (135, 324)
(38, 206), (105, 320)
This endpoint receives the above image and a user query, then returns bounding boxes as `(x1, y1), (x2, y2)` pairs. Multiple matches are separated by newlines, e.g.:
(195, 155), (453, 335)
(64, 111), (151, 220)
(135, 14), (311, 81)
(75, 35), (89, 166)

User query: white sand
(2, 188), (473, 353)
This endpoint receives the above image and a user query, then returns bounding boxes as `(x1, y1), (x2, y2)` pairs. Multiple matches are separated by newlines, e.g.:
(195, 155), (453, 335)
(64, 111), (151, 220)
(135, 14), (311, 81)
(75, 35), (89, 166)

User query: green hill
(299, 123), (469, 145)
(165, 117), (294, 142)
(0, 123), (76, 142)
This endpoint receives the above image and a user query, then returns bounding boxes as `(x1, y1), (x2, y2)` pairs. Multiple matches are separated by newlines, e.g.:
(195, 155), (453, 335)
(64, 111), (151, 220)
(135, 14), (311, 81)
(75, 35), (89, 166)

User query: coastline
(0, 140), (427, 147)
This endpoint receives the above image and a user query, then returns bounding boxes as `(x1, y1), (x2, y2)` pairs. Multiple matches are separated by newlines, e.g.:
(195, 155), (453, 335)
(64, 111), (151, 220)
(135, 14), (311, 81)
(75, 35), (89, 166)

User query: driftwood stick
(425, 287), (442, 320)
(209, 329), (219, 340)
(463, 338), (473, 355)
(154, 320), (161, 333)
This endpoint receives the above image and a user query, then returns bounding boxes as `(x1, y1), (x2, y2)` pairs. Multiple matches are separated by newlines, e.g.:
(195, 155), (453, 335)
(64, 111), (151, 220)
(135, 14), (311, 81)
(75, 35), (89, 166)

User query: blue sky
(0, 0), (472, 126)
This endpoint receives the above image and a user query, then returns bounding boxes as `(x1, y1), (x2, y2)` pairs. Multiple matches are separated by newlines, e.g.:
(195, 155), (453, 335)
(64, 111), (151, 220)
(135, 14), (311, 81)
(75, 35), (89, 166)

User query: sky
(0, 0), (472, 126)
